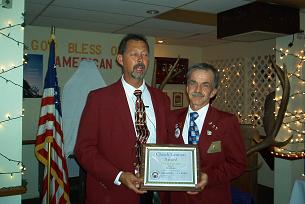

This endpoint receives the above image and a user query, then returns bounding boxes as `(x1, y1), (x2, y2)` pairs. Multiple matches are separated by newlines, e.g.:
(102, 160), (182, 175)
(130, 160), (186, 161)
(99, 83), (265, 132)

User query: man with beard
(74, 34), (170, 204)
(168, 63), (247, 204)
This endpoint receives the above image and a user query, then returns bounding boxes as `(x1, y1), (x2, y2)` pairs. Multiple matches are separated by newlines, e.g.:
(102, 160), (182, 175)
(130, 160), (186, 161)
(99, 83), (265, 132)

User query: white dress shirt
(182, 104), (209, 144)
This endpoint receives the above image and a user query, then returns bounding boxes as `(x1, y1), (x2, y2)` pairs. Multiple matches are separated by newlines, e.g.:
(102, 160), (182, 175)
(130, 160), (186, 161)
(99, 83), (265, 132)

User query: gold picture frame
(139, 144), (200, 191)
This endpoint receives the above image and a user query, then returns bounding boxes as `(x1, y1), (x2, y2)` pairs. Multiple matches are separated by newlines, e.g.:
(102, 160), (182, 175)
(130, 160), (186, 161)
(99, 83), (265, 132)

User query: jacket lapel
(198, 106), (217, 145)
(149, 88), (159, 142)
(113, 80), (137, 143)
(175, 109), (188, 144)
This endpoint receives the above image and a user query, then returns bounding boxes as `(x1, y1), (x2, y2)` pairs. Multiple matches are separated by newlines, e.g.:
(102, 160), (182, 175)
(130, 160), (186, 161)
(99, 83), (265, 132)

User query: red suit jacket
(167, 106), (247, 204)
(74, 80), (170, 204)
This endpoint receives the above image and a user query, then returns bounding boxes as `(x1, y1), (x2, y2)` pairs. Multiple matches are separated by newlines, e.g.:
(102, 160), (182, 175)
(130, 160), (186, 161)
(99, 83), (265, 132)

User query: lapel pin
(175, 123), (181, 138)
(175, 127), (180, 138)
(207, 130), (212, 136)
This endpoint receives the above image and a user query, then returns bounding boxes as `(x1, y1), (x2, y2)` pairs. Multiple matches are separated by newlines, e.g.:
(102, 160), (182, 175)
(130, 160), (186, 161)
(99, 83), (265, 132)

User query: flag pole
(47, 140), (52, 204)
(46, 26), (56, 204)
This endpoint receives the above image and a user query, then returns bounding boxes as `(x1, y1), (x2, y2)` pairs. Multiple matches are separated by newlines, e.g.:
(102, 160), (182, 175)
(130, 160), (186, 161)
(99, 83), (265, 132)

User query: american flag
(35, 34), (70, 204)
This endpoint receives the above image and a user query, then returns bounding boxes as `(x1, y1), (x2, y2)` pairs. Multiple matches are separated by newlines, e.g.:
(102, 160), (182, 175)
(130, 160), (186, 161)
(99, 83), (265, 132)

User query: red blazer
(167, 106), (247, 204)
(74, 80), (170, 204)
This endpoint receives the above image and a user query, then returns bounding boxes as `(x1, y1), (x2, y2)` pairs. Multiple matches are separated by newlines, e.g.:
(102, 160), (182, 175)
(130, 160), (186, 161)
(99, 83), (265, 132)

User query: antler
(159, 56), (181, 90)
(151, 57), (181, 89)
(247, 56), (291, 155)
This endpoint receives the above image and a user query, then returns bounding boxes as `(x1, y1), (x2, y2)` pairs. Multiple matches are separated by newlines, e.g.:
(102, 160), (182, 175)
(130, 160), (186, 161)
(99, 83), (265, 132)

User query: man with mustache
(168, 63), (247, 204)
(74, 34), (170, 204)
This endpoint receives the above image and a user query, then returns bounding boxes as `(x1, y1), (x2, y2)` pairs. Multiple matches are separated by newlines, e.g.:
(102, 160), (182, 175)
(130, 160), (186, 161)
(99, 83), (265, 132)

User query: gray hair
(186, 63), (220, 89)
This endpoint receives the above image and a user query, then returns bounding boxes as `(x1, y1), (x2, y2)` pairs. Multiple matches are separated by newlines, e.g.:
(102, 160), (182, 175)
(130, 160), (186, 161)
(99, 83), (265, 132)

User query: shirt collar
(121, 76), (146, 97)
(187, 104), (209, 117)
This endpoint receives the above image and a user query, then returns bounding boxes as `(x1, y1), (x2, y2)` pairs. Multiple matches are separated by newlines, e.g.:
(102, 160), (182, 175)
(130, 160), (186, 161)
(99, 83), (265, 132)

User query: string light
(0, 22), (23, 31)
(217, 48), (305, 159)
(274, 48), (305, 62)
(271, 45), (305, 159)
(0, 56), (28, 88)
(0, 19), (28, 49)
(0, 31), (26, 47)
(1, 13), (26, 180)
(0, 152), (26, 176)
(271, 147), (305, 160)
(0, 75), (23, 88)
(0, 63), (24, 75)
(0, 114), (23, 124)
(209, 47), (303, 159)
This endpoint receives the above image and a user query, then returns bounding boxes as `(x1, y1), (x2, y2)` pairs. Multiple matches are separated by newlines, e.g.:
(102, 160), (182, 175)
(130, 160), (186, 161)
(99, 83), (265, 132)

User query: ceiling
(25, 0), (305, 47)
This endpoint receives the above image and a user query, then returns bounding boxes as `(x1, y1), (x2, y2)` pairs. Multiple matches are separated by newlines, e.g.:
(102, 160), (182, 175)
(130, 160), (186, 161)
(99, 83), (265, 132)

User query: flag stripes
(35, 36), (70, 204)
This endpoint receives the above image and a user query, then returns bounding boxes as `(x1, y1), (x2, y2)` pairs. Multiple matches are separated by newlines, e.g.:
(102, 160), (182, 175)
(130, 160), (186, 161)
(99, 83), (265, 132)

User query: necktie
(188, 112), (200, 145)
(134, 90), (150, 175)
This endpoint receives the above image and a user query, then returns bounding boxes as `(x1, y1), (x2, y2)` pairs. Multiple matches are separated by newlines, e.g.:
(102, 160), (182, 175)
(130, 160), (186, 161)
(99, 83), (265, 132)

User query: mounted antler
(152, 56), (182, 90)
(247, 56), (292, 155)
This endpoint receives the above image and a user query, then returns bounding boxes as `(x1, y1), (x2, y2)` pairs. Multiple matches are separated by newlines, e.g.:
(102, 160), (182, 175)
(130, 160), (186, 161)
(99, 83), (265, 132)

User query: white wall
(0, 1), (24, 203)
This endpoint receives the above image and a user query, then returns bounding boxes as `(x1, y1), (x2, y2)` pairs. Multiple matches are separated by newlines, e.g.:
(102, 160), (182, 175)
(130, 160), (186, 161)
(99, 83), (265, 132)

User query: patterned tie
(134, 90), (150, 175)
(188, 112), (200, 145)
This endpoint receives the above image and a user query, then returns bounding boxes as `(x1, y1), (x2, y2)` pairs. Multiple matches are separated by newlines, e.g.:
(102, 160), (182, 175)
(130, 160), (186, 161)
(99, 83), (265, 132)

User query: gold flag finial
(50, 26), (56, 40)
(51, 26), (55, 35)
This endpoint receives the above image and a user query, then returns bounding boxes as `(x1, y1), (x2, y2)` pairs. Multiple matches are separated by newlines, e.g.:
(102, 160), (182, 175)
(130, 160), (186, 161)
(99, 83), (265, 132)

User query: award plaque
(139, 144), (200, 191)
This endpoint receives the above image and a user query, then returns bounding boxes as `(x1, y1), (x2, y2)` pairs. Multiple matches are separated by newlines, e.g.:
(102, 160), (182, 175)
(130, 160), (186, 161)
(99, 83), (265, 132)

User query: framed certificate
(139, 144), (200, 191)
